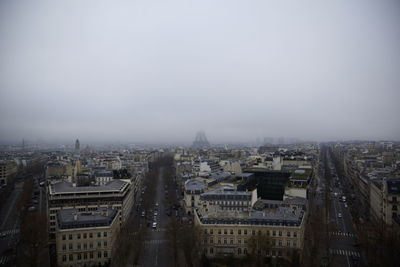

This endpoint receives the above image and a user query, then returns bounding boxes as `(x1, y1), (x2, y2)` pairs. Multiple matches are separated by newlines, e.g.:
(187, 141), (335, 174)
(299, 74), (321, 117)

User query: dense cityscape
(1, 0), (400, 266)
(0, 135), (399, 266)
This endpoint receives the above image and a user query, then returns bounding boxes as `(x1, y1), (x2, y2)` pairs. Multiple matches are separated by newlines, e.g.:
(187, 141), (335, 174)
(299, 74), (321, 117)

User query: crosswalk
(330, 249), (360, 257)
(0, 228), (19, 236)
(0, 255), (9, 265)
(152, 228), (166, 232)
(144, 239), (168, 247)
(330, 231), (355, 237)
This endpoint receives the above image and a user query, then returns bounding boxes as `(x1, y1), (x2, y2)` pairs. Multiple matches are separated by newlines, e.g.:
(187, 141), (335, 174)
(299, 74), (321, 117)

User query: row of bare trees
(111, 161), (162, 266)
(15, 161), (49, 267)
(329, 146), (400, 267)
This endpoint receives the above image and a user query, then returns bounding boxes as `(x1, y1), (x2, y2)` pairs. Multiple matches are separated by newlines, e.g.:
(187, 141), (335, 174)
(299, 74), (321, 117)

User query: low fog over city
(2, 2), (400, 267)
(1, 0), (400, 145)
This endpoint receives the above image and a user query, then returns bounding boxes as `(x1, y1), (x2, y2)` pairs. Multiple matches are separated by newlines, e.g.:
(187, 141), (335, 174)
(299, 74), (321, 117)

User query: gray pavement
(139, 167), (171, 267)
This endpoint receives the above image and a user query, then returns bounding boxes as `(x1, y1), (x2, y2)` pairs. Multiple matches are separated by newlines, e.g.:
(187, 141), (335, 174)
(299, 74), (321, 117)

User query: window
(97, 232), (101, 238)
(62, 235), (66, 240)
(252, 230), (255, 235)
(204, 229), (207, 234)
(293, 232), (297, 237)
(62, 255), (66, 262)
(244, 229), (247, 235)
(238, 248), (242, 254)
(83, 253), (87, 260)
(69, 234), (73, 240)
(98, 242), (101, 248)
(278, 240), (282, 247)
(77, 253), (82, 260)
(224, 229), (227, 235)
(287, 240), (291, 247)
(230, 229), (233, 234)
(62, 244), (66, 250)
(272, 230), (276, 236)
(83, 243), (87, 249)
(77, 243), (81, 250)
(77, 234), (81, 239)
(90, 252), (93, 259)
(69, 254), (73, 261)
(210, 229), (213, 234)
(104, 251), (108, 258)
(287, 231), (291, 237)
(218, 229), (221, 234)
(89, 243), (93, 249)
(98, 251), (102, 258)
(278, 231), (282, 237)
(104, 241), (107, 247)
(83, 233), (87, 239)
(238, 229), (241, 235)
(244, 248), (247, 254)
(210, 238), (213, 244)
(293, 241), (297, 247)
(89, 233), (93, 238)
(103, 232), (107, 237)
(238, 238), (241, 244)
(218, 238), (221, 244)
(224, 238), (227, 244)
(210, 248), (214, 254)
(69, 243), (73, 250)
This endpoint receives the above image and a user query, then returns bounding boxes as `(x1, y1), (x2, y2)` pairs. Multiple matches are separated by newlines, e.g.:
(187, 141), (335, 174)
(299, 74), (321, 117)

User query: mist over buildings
(1, 0), (400, 144)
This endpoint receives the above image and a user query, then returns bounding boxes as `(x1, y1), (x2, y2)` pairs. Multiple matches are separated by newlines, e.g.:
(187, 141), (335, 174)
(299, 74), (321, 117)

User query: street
(0, 181), (23, 266)
(139, 167), (171, 267)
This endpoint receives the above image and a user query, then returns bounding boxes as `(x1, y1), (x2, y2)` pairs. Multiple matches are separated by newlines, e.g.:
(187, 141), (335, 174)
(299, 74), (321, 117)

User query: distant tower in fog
(192, 131), (210, 149)
(75, 139), (80, 155)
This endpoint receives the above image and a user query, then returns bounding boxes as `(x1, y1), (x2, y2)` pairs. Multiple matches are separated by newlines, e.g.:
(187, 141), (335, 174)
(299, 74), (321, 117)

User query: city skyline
(1, 0), (400, 143)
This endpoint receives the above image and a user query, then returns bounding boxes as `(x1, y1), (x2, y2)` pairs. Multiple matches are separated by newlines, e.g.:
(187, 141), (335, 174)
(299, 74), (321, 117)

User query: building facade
(55, 208), (119, 267)
(48, 179), (134, 237)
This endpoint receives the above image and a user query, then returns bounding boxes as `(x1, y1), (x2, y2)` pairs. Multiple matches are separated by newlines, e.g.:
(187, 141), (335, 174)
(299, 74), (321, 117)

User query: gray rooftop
(197, 199), (305, 227)
(57, 208), (118, 230)
(185, 179), (206, 192)
(200, 186), (252, 201)
(50, 179), (128, 194)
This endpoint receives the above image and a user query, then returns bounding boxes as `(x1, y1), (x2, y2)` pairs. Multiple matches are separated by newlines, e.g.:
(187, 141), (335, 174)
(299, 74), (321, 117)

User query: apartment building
(194, 198), (306, 259)
(48, 179), (134, 237)
(199, 186), (257, 212)
(55, 208), (119, 267)
(0, 160), (17, 186)
(370, 178), (400, 226)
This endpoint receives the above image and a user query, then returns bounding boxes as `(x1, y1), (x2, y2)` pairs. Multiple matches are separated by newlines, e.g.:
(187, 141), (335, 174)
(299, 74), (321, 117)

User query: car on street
(152, 222), (157, 229)
(338, 213), (342, 218)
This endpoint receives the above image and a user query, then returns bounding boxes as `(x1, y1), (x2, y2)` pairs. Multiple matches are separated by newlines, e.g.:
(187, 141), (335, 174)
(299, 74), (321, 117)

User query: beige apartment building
(55, 208), (120, 267)
(0, 160), (18, 186)
(370, 178), (400, 226)
(194, 198), (306, 259)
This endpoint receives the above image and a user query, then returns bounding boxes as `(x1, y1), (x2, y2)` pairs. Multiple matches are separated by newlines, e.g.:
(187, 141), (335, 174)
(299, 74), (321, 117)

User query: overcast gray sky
(1, 0), (399, 144)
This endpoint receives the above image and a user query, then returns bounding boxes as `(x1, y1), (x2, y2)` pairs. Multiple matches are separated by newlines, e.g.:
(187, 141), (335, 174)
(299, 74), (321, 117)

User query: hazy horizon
(1, 0), (400, 144)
